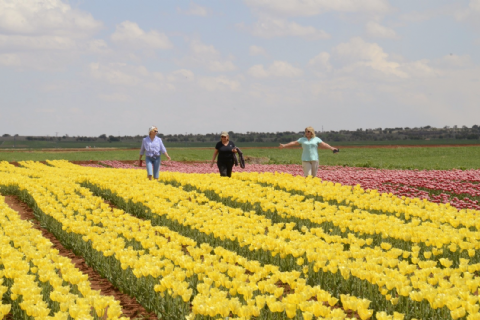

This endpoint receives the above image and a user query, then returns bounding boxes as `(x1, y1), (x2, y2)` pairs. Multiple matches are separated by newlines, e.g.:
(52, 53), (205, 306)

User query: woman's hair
(148, 126), (158, 134)
(305, 126), (316, 137)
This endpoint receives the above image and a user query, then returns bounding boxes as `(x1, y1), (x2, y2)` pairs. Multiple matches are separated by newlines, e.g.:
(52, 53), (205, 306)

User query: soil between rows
(3, 195), (158, 320)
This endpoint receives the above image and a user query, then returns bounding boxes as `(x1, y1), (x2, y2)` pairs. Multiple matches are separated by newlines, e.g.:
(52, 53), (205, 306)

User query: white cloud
(244, 17), (330, 39)
(177, 2), (209, 16)
(87, 39), (110, 55)
(181, 39), (237, 72)
(191, 39), (218, 55)
(402, 60), (437, 78)
(167, 69), (195, 82)
(89, 62), (183, 93)
(400, 11), (436, 22)
(40, 83), (67, 92)
(110, 21), (173, 50)
(333, 37), (408, 78)
(35, 108), (55, 113)
(249, 45), (269, 57)
(198, 76), (240, 91)
(308, 52), (332, 72)
(208, 60), (236, 72)
(248, 64), (269, 78)
(0, 34), (76, 51)
(434, 54), (473, 69)
(0, 51), (77, 70)
(365, 21), (397, 38)
(89, 63), (141, 86)
(98, 93), (132, 102)
(248, 61), (303, 78)
(0, 0), (102, 37)
(88, 65), (235, 93)
(455, 0), (480, 20)
(471, 0), (480, 10)
(0, 0), (105, 69)
(0, 53), (21, 67)
(243, 0), (392, 17)
(270, 61), (303, 77)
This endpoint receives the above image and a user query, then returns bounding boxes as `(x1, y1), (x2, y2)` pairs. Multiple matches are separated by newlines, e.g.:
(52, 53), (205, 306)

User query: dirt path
(3, 195), (158, 320)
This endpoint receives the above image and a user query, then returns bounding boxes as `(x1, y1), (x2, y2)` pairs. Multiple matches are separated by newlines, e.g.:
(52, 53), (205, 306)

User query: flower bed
(92, 161), (479, 210)
(7, 160), (480, 319)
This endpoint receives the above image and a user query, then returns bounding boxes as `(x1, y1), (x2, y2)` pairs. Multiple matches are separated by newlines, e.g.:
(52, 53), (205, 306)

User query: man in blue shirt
(279, 126), (339, 177)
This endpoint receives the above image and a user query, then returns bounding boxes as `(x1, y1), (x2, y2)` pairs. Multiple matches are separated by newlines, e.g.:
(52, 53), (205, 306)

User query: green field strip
(0, 145), (479, 169)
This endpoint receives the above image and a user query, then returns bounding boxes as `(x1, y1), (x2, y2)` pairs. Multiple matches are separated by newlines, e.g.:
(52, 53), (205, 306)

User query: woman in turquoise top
(279, 126), (339, 177)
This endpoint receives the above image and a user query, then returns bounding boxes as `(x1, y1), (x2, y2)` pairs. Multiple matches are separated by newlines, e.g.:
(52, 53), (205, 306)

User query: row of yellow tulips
(235, 172), (478, 230)
(16, 160), (480, 319)
(0, 161), (377, 320)
(0, 194), (126, 320)
(0, 279), (10, 319)
(39, 161), (469, 319)
(157, 171), (480, 265)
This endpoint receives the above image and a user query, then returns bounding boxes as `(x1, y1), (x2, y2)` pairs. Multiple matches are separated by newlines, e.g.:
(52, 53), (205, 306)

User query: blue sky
(0, 0), (479, 136)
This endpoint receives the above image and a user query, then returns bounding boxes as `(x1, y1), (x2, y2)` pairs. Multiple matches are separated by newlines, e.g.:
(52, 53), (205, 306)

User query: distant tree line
(318, 125), (480, 142)
(3, 125), (479, 143)
(153, 125), (480, 143)
(25, 136), (56, 141)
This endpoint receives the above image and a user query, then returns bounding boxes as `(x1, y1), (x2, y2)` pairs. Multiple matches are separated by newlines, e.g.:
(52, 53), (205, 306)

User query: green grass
(1, 138), (478, 149)
(0, 150), (140, 162)
(242, 146), (480, 170)
(1, 146), (480, 170)
(0, 140), (140, 149)
(331, 138), (480, 146)
(0, 140), (281, 149)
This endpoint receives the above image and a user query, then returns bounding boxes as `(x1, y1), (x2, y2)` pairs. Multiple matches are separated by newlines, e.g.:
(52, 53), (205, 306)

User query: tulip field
(1, 160), (480, 319)
(86, 160), (480, 211)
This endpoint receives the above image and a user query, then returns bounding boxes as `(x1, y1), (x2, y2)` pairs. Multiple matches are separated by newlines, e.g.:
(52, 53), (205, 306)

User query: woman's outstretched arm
(318, 141), (338, 152)
(279, 141), (300, 148)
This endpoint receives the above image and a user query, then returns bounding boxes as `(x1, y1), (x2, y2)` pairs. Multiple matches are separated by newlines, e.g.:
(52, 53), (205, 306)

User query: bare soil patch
(3, 195), (158, 320)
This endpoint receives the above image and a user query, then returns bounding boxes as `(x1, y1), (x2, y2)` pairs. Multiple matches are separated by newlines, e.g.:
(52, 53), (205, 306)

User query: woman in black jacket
(210, 131), (238, 177)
